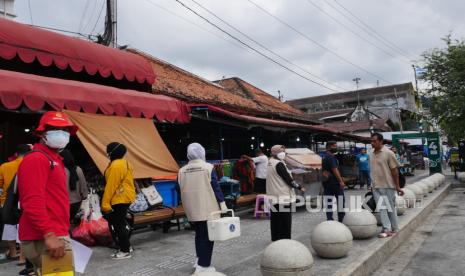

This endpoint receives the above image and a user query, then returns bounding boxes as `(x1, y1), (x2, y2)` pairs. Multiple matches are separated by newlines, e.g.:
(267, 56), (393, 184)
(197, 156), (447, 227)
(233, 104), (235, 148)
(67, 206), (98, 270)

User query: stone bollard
(402, 188), (416, 208)
(405, 185), (423, 201)
(414, 182), (429, 197)
(342, 209), (377, 239)
(261, 239), (314, 276)
(395, 195), (407, 215)
(311, 221), (353, 259)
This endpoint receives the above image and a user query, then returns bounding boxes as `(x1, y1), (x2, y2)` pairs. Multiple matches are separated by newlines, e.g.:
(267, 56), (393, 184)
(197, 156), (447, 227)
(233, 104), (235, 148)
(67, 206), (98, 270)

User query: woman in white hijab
(178, 143), (227, 274)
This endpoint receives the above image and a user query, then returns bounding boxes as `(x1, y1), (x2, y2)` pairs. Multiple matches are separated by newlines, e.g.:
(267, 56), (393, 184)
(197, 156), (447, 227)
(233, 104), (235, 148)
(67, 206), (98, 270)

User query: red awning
(0, 69), (189, 123)
(0, 18), (155, 85)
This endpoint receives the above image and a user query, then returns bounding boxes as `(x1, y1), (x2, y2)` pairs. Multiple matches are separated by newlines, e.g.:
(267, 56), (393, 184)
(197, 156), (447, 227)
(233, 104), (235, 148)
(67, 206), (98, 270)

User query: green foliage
(421, 35), (465, 142)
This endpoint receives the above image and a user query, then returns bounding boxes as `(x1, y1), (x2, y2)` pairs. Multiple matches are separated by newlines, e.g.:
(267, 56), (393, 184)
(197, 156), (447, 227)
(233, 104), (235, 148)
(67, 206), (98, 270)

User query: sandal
(378, 232), (389, 238)
(19, 268), (34, 275)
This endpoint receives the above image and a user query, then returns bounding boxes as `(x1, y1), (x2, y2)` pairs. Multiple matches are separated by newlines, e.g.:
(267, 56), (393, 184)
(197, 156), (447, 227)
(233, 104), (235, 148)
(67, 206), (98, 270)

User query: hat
(35, 111), (78, 135)
(271, 145), (284, 156)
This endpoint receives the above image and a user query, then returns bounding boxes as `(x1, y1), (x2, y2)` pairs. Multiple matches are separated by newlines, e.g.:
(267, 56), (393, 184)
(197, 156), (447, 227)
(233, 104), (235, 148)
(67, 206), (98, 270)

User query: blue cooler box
(153, 180), (179, 207)
(219, 177), (241, 199)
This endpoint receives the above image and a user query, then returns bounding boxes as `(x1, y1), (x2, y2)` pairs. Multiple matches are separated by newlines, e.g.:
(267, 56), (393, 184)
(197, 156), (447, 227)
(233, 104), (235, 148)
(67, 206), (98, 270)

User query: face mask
(277, 152), (286, 160)
(44, 130), (70, 149)
(330, 148), (338, 154)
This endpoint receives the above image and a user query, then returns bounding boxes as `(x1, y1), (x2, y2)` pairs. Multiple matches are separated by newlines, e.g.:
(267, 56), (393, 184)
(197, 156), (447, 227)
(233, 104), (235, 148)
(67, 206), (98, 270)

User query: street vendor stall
(285, 148), (322, 201)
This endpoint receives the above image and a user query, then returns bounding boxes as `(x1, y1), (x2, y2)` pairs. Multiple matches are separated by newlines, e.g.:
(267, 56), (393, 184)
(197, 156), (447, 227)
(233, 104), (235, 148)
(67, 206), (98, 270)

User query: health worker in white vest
(266, 145), (305, 241)
(178, 143), (228, 274)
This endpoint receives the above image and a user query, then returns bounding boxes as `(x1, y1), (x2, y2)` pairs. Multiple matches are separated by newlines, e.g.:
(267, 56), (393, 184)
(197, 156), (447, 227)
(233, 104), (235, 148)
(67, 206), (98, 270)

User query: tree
(421, 35), (465, 142)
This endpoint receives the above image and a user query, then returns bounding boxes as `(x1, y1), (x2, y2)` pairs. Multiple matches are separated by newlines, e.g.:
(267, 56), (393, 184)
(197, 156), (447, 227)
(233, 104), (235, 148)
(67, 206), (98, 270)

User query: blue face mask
(44, 130), (70, 149)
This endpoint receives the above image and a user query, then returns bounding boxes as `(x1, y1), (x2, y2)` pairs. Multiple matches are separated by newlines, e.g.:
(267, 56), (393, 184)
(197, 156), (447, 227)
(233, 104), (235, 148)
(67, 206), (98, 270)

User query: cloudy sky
(12, 0), (465, 100)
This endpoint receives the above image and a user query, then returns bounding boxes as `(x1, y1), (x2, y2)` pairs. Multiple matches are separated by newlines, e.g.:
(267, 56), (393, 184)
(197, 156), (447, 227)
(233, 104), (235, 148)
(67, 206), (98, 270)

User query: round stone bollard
(311, 221), (353, 259)
(414, 182), (429, 197)
(342, 209), (377, 239)
(261, 239), (314, 276)
(395, 195), (407, 216)
(405, 185), (423, 201)
(402, 188), (416, 208)
(422, 180), (435, 193)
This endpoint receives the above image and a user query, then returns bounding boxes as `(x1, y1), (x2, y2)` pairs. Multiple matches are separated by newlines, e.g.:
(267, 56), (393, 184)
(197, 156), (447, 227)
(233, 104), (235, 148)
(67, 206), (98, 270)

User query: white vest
(178, 159), (220, 222)
(266, 158), (296, 205)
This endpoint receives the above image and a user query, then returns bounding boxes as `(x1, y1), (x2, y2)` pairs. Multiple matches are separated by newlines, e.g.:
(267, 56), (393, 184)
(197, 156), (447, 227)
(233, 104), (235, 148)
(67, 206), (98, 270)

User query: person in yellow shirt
(0, 144), (31, 260)
(101, 142), (135, 260)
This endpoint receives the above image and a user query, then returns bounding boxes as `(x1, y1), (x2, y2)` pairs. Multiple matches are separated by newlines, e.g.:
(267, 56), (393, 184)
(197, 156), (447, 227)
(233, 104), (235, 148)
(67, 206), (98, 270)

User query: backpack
(2, 150), (55, 225)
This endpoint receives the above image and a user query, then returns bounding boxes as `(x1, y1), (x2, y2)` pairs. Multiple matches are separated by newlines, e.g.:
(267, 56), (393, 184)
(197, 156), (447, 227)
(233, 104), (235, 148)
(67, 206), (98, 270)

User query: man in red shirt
(18, 111), (78, 273)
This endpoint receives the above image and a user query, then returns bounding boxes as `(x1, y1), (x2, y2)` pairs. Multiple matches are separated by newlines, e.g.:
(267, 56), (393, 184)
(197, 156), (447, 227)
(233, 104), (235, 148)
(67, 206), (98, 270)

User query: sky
(11, 0), (465, 100)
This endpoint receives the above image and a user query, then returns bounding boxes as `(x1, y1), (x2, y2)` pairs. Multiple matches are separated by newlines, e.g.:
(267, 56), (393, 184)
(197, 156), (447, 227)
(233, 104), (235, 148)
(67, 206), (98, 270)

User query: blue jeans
(323, 185), (345, 222)
(359, 170), (371, 188)
(373, 188), (399, 232)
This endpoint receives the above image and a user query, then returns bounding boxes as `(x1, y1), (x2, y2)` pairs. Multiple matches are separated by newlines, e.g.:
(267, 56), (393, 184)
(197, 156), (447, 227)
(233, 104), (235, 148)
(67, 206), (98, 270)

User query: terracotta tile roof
(130, 49), (315, 122)
(214, 78), (310, 121)
(322, 119), (392, 133)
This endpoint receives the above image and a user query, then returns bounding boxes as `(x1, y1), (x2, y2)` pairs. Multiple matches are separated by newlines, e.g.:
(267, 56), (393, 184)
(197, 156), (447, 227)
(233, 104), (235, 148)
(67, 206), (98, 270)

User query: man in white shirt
(243, 149), (268, 193)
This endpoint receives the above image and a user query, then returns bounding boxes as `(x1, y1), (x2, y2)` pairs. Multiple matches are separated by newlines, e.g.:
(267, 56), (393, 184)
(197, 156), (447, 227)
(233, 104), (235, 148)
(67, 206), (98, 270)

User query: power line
(144, 0), (246, 51)
(27, 24), (97, 40)
(78, 0), (91, 33)
(246, 0), (392, 84)
(189, 0), (347, 92)
(82, 0), (101, 34)
(27, 0), (33, 25)
(332, 0), (415, 60)
(90, 0), (106, 36)
(173, 0), (339, 92)
(305, 0), (411, 64)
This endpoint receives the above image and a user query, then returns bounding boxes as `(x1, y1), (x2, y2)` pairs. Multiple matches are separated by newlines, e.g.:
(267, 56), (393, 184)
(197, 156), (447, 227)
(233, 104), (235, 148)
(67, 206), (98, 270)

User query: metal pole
(394, 88), (404, 133)
(412, 65), (419, 92)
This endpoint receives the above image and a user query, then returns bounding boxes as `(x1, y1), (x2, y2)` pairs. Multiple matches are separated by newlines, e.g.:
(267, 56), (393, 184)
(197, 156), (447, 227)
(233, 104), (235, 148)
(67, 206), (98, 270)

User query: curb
(334, 181), (452, 276)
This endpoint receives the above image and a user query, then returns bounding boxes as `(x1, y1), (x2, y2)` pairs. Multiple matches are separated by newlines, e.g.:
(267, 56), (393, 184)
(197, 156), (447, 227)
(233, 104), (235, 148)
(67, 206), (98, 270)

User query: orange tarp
(65, 110), (178, 179)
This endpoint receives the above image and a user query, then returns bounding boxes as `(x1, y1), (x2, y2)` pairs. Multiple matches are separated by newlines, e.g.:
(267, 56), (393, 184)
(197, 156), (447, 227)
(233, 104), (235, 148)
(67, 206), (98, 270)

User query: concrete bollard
(395, 194), (407, 215)
(342, 209), (377, 239)
(414, 182), (429, 197)
(261, 239), (314, 276)
(311, 221), (353, 259)
(402, 188), (416, 208)
(405, 185), (423, 201)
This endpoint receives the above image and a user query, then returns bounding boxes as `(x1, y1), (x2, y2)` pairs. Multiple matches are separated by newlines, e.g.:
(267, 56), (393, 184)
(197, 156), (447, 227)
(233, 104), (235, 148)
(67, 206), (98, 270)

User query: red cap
(35, 111), (78, 135)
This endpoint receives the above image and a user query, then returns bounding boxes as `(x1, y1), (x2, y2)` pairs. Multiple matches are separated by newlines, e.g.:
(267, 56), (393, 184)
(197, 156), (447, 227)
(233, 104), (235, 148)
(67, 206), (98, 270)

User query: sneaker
(193, 266), (216, 274)
(112, 251), (131, 260)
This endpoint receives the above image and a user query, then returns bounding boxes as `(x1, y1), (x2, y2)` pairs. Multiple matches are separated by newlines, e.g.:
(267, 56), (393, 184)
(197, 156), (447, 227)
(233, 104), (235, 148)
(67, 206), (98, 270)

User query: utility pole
(394, 88), (404, 133)
(412, 64), (419, 92)
(98, 0), (117, 47)
(352, 77), (361, 90)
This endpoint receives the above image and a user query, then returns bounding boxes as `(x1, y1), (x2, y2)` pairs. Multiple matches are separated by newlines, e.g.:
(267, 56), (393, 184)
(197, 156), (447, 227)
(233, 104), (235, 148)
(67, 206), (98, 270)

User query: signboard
(392, 132), (442, 174)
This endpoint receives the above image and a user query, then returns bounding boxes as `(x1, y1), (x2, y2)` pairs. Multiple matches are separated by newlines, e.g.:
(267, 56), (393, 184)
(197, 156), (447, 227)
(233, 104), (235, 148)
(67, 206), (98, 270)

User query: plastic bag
(71, 219), (95, 247)
(129, 193), (149, 213)
(89, 192), (102, 218)
(79, 198), (91, 220)
(89, 213), (112, 246)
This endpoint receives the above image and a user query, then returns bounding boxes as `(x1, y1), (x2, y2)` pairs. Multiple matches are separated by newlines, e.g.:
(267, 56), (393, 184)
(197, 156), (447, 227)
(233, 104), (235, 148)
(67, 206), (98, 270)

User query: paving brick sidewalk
(0, 171), (431, 275)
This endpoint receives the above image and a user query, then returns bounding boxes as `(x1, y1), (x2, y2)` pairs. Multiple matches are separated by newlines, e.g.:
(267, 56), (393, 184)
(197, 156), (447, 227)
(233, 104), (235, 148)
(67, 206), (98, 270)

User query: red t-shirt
(18, 143), (70, 240)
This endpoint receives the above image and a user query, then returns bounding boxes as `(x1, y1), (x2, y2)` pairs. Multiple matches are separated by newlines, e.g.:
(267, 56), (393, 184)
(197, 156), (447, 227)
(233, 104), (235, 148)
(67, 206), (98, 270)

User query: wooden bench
(132, 206), (186, 232)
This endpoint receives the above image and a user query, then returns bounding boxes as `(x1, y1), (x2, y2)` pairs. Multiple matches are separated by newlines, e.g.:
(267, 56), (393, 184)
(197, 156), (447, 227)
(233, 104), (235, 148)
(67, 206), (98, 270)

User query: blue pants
(323, 186), (346, 222)
(193, 221), (214, 267)
(359, 170), (371, 188)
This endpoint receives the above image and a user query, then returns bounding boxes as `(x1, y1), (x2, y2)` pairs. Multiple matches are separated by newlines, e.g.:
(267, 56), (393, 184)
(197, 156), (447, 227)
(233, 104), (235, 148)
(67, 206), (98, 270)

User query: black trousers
(193, 221), (214, 267)
(69, 202), (81, 223)
(323, 185), (346, 223)
(270, 204), (292, 241)
(106, 204), (131, 253)
(253, 178), (266, 194)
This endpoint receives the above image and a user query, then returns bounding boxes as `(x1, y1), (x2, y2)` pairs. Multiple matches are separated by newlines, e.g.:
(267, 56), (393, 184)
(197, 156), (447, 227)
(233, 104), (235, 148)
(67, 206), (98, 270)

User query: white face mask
(44, 130), (70, 149)
(277, 152), (286, 160)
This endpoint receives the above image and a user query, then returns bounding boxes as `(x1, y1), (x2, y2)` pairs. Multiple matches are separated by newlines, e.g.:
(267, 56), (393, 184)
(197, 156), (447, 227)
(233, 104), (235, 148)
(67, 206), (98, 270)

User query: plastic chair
(254, 194), (270, 219)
